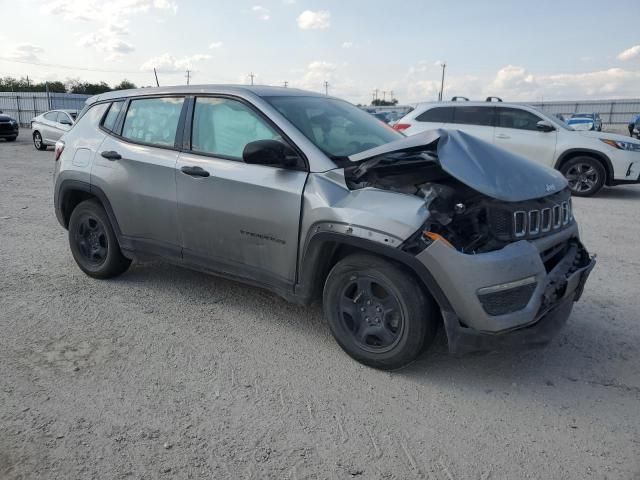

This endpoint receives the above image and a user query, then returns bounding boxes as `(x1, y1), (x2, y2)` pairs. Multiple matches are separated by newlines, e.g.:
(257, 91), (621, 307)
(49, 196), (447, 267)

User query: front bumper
(0, 127), (19, 138)
(611, 149), (640, 184)
(416, 224), (595, 354)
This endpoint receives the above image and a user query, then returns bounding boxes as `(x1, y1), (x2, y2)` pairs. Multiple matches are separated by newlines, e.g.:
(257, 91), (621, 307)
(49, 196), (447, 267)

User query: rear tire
(323, 253), (438, 370)
(33, 131), (46, 150)
(560, 156), (605, 197)
(68, 199), (131, 279)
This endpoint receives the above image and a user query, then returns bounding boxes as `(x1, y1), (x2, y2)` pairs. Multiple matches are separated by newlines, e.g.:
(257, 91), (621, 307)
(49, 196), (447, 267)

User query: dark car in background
(0, 110), (19, 141)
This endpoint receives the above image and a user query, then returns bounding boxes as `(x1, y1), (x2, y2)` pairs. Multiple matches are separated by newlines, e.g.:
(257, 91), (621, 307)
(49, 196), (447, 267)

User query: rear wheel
(323, 253), (438, 370)
(33, 131), (46, 150)
(560, 156), (605, 197)
(68, 199), (131, 279)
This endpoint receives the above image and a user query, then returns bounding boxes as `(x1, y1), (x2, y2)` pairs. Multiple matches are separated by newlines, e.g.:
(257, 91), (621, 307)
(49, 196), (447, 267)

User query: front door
(176, 96), (308, 287)
(494, 107), (558, 167)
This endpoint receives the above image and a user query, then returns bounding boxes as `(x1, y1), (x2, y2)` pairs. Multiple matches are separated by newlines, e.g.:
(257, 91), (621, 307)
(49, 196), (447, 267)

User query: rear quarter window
(102, 101), (125, 132)
(415, 106), (453, 123)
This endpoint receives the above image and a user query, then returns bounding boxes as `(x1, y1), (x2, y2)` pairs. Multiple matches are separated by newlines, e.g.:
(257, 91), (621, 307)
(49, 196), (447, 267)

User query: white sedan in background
(31, 109), (77, 151)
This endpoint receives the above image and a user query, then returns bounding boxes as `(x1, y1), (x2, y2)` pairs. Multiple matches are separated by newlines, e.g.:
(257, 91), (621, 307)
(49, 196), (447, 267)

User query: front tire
(323, 253), (438, 370)
(33, 131), (46, 150)
(68, 199), (131, 279)
(560, 156), (605, 197)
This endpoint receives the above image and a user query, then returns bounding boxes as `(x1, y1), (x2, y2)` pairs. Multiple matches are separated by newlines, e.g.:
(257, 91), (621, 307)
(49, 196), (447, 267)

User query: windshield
(264, 96), (402, 157)
(529, 106), (573, 131)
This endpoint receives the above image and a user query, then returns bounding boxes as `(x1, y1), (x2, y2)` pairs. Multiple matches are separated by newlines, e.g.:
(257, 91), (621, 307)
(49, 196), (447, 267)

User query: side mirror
(242, 139), (300, 168)
(536, 120), (555, 132)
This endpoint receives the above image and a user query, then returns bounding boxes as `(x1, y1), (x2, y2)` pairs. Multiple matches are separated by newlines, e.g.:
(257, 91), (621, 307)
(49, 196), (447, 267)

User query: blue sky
(0, 0), (638, 104)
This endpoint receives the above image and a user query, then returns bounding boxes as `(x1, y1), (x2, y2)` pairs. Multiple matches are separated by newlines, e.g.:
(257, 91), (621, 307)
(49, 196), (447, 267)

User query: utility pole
(438, 62), (447, 102)
(323, 80), (329, 95)
(185, 70), (191, 85)
(153, 68), (160, 86)
(390, 90), (394, 102)
(382, 91), (387, 101)
(249, 72), (255, 85)
(283, 81), (288, 88)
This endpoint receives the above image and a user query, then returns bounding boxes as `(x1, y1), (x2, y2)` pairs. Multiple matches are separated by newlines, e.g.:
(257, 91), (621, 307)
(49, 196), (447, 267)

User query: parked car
(0, 110), (19, 142)
(568, 113), (602, 131)
(629, 114), (640, 138)
(394, 101), (640, 196)
(373, 112), (391, 123)
(31, 109), (77, 150)
(53, 86), (595, 369)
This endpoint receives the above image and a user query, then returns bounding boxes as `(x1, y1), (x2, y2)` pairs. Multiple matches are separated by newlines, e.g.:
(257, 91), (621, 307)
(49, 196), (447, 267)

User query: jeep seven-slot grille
(487, 190), (573, 242)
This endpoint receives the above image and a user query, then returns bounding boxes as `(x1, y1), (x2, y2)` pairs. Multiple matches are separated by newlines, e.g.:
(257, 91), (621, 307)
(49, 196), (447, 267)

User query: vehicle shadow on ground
(594, 185), (640, 199)
(113, 260), (633, 394)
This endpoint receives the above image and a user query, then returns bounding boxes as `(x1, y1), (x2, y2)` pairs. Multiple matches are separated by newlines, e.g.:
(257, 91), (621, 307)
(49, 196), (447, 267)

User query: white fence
(0, 92), (90, 126)
(526, 99), (640, 134)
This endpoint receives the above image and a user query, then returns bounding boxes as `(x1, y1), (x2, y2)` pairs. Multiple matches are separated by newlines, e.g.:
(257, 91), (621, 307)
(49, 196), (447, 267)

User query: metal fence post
(16, 95), (21, 127)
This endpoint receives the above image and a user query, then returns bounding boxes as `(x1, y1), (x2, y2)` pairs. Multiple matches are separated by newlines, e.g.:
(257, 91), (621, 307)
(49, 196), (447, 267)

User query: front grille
(478, 282), (537, 316)
(0, 122), (14, 132)
(487, 190), (573, 242)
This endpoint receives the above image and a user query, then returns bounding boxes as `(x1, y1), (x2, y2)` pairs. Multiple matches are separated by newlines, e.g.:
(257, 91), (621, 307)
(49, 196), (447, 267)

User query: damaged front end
(344, 129), (596, 354)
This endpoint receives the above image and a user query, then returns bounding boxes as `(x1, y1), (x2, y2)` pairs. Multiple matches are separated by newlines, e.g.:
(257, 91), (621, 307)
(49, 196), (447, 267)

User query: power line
(0, 56), (146, 75)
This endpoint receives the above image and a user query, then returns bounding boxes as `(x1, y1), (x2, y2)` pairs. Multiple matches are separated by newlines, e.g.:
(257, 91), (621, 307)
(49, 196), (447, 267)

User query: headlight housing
(600, 138), (640, 152)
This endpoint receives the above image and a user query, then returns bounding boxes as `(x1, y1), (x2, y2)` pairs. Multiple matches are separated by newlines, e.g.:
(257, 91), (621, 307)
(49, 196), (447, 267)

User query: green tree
(371, 98), (399, 107)
(113, 79), (136, 90)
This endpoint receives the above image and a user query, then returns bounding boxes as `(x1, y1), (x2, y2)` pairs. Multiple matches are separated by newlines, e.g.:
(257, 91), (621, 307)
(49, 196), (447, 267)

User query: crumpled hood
(348, 129), (568, 202)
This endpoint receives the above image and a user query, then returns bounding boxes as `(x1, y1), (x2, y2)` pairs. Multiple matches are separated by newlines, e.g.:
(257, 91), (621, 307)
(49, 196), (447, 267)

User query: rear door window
(452, 106), (495, 126)
(121, 97), (185, 147)
(102, 101), (125, 132)
(56, 112), (71, 124)
(415, 106), (453, 123)
(191, 97), (280, 159)
(496, 107), (542, 131)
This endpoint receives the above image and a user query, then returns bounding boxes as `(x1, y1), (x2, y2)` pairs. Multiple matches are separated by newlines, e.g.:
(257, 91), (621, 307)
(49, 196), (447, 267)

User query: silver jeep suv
(53, 86), (595, 369)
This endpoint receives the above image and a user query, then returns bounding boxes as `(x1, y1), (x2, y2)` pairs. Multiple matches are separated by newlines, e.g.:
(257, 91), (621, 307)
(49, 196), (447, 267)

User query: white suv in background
(394, 101), (640, 196)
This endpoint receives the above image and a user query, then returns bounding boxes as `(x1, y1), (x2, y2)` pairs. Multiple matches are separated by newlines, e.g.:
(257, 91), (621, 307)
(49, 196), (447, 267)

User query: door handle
(101, 150), (122, 161)
(495, 134), (510, 139)
(181, 165), (210, 177)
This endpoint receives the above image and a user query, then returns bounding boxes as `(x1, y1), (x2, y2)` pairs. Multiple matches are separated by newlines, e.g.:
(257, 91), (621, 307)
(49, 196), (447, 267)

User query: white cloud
(617, 45), (640, 61)
(40, 0), (177, 21)
(209, 41), (223, 49)
(4, 44), (44, 62)
(251, 5), (270, 20)
(79, 24), (135, 60)
(141, 53), (212, 74)
(40, 0), (177, 56)
(297, 10), (330, 30)
(341, 41), (353, 49)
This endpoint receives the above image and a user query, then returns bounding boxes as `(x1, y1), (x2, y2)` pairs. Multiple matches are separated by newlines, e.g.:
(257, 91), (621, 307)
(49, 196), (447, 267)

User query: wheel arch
(295, 231), (453, 313)
(554, 149), (614, 186)
(56, 180), (122, 239)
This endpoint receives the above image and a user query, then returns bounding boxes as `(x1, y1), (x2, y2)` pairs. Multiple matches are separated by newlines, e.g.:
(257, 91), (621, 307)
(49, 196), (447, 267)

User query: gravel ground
(1, 136), (639, 480)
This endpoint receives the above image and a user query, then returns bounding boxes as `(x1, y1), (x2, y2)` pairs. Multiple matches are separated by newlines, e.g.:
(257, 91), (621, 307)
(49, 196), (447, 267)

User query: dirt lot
(1, 135), (639, 480)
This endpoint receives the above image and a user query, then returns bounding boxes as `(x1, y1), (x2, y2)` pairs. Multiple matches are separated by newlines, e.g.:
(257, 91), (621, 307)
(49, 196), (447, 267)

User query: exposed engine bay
(344, 151), (574, 255)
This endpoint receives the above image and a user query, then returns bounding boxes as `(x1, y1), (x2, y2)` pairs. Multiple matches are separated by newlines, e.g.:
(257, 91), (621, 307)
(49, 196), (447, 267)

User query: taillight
(393, 123), (411, 131)
(54, 140), (65, 161)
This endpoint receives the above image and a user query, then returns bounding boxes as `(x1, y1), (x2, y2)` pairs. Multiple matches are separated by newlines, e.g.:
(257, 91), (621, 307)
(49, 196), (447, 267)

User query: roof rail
(451, 96), (469, 102)
(485, 96), (503, 102)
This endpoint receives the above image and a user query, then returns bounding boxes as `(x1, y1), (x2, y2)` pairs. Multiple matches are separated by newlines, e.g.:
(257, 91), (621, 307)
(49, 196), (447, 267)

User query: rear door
(176, 96), (308, 286)
(91, 96), (185, 257)
(494, 107), (557, 166)
(447, 105), (496, 142)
